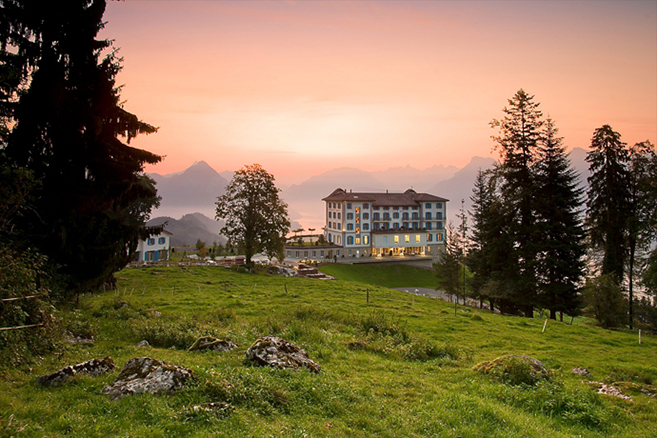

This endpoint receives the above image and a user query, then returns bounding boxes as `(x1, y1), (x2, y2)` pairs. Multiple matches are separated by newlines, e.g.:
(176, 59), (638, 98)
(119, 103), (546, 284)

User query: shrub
(582, 275), (627, 328)
(474, 355), (549, 386)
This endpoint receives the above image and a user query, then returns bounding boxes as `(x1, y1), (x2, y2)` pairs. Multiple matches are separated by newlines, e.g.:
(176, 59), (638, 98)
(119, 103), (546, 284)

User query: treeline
(436, 90), (657, 329)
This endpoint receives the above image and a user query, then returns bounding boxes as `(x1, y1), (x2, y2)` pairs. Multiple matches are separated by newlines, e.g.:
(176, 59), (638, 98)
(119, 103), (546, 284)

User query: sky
(102, 0), (657, 180)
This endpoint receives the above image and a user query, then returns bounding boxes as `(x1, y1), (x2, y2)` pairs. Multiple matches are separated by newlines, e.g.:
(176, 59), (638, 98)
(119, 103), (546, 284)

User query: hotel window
(363, 213), (369, 220)
(393, 223), (399, 229)
(356, 217), (360, 223)
(356, 237), (361, 245)
(427, 222), (432, 230)
(347, 203), (352, 209)
(402, 213), (409, 220)
(347, 223), (353, 231)
(425, 212), (431, 220)
(394, 235), (399, 243)
(425, 203), (432, 209)
(158, 237), (166, 244)
(403, 206), (409, 210)
(383, 213), (390, 220)
(405, 235), (410, 243)
(337, 213), (341, 219)
(363, 203), (369, 209)
(373, 206), (379, 210)
(437, 233), (443, 242)
(347, 213), (353, 220)
(363, 235), (369, 244)
(415, 235), (420, 243)
(437, 212), (443, 220)
(355, 207), (360, 214)
(347, 236), (354, 245)
(393, 206), (399, 210)
(393, 212), (399, 219)
(412, 212), (419, 220)
(373, 213), (380, 220)
(338, 223), (342, 230)
(356, 228), (360, 234)
(437, 222), (444, 230)
(437, 203), (443, 209)
(427, 233), (433, 242)
(364, 223), (369, 230)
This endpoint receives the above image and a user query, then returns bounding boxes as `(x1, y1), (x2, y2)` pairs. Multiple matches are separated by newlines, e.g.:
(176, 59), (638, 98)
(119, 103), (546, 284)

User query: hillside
(148, 212), (226, 247)
(1, 266), (655, 437)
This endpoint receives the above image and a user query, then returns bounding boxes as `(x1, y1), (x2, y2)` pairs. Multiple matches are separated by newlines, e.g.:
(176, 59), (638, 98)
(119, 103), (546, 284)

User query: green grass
(318, 263), (437, 288)
(1, 265), (655, 437)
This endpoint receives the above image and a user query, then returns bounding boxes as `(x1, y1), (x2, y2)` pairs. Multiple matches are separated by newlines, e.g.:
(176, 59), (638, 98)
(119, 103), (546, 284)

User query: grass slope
(1, 265), (656, 438)
(318, 263), (437, 288)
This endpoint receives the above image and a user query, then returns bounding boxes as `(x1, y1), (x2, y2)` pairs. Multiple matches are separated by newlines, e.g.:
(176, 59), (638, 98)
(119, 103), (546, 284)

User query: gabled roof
(322, 188), (448, 205)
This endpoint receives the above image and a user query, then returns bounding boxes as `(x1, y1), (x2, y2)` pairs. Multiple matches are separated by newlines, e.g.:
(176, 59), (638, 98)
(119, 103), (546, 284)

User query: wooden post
(198, 284), (201, 293)
(284, 284), (288, 294)
(253, 283), (257, 292)
(142, 287), (146, 295)
(570, 316), (574, 325)
(412, 296), (415, 308)
(542, 319), (548, 333)
(639, 329), (642, 345)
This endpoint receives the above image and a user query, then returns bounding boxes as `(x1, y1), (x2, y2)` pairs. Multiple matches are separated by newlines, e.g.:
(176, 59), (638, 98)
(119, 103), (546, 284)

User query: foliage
(582, 275), (627, 328)
(0, 0), (162, 294)
(585, 125), (631, 283)
(434, 223), (464, 299)
(533, 118), (586, 319)
(473, 355), (549, 387)
(215, 164), (290, 269)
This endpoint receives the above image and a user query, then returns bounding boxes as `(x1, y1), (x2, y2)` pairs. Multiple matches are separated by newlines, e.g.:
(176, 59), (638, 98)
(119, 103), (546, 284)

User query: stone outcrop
(473, 354), (548, 386)
(36, 357), (115, 386)
(297, 264), (334, 280)
(246, 335), (321, 373)
(188, 336), (237, 352)
(267, 265), (298, 277)
(572, 367), (593, 378)
(103, 357), (194, 399)
(586, 381), (632, 400)
(135, 340), (150, 348)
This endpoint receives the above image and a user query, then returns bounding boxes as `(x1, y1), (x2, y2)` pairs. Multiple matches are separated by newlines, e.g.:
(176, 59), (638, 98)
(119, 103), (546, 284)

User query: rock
(65, 334), (94, 344)
(586, 381), (632, 400)
(36, 357), (115, 386)
(572, 367), (593, 378)
(184, 402), (234, 417)
(246, 335), (320, 373)
(267, 265), (298, 278)
(36, 366), (75, 387)
(473, 354), (548, 386)
(135, 340), (150, 348)
(188, 336), (237, 352)
(103, 357), (194, 400)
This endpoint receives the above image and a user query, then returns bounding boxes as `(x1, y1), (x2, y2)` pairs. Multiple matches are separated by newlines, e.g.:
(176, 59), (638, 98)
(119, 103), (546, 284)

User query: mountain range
(146, 148), (591, 240)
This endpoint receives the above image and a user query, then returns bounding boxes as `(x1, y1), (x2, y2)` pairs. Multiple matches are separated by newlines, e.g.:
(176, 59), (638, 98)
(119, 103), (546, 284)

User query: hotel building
(322, 188), (448, 258)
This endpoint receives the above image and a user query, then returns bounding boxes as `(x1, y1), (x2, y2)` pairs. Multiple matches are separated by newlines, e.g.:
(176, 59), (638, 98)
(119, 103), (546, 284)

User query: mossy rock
(473, 354), (548, 386)
(188, 336), (237, 352)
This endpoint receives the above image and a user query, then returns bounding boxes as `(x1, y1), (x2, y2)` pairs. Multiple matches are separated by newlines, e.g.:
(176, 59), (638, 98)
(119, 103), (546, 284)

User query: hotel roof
(322, 188), (448, 206)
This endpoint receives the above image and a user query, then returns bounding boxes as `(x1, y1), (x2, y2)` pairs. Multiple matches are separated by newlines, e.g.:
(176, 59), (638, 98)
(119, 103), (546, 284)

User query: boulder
(103, 357), (194, 400)
(473, 354), (548, 386)
(267, 266), (298, 278)
(135, 340), (150, 348)
(246, 335), (320, 373)
(572, 366), (593, 378)
(36, 357), (115, 387)
(188, 336), (237, 352)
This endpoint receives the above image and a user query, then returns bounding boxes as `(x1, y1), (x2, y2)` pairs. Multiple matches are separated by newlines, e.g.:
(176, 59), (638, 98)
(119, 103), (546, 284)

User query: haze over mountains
(147, 148), (590, 240)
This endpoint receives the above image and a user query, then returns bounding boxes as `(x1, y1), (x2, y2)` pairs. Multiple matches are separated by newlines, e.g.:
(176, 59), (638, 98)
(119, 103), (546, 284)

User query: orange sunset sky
(102, 1), (657, 181)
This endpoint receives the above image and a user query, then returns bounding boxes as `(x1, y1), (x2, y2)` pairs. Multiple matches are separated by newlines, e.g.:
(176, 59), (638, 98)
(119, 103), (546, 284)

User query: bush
(474, 355), (549, 386)
(582, 275), (627, 328)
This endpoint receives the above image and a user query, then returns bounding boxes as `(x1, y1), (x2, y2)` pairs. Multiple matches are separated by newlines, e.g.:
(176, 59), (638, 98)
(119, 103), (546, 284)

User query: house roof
(322, 188), (448, 206)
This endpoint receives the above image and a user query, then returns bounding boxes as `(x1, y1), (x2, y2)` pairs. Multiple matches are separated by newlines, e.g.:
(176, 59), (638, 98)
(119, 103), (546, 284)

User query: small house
(135, 230), (173, 262)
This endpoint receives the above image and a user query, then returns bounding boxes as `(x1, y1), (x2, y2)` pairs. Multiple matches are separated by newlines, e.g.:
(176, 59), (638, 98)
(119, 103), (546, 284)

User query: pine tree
(0, 0), (162, 293)
(215, 164), (290, 270)
(533, 118), (586, 320)
(490, 89), (544, 317)
(434, 223), (463, 301)
(586, 125), (631, 283)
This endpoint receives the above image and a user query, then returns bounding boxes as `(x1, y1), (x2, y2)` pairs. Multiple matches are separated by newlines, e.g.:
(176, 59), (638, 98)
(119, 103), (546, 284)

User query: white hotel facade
(322, 188), (448, 258)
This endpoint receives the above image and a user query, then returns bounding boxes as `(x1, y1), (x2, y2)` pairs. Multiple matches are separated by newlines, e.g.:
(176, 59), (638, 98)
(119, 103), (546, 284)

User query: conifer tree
(0, 0), (162, 293)
(533, 118), (586, 320)
(490, 89), (543, 317)
(434, 223), (464, 302)
(586, 125), (631, 284)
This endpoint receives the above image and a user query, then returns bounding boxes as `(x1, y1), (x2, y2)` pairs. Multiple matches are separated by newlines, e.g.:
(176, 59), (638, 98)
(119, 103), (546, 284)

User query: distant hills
(147, 148), (591, 236)
(147, 213), (226, 247)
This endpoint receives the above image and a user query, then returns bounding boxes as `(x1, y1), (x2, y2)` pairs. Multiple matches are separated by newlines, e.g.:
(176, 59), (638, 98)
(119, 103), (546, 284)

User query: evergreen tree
(533, 119), (586, 320)
(434, 223), (463, 301)
(215, 164), (290, 270)
(626, 141), (657, 328)
(490, 89), (544, 317)
(0, 0), (162, 293)
(586, 125), (631, 283)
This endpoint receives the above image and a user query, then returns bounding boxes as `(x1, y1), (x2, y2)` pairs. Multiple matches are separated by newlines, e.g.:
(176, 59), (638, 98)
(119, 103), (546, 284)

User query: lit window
(356, 217), (360, 223)
(427, 233), (433, 242)
(437, 233), (443, 242)
(405, 235), (410, 243)
(355, 207), (360, 214)
(416, 235), (420, 243)
(394, 235), (399, 244)
(356, 238), (361, 245)
(356, 228), (360, 234)
(363, 235), (369, 245)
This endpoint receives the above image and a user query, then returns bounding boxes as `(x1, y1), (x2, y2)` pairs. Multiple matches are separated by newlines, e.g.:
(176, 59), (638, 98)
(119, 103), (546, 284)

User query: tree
(586, 125), (631, 284)
(533, 118), (586, 320)
(0, 0), (162, 294)
(434, 223), (463, 302)
(490, 89), (544, 317)
(626, 141), (657, 328)
(215, 164), (290, 269)
(582, 274), (627, 328)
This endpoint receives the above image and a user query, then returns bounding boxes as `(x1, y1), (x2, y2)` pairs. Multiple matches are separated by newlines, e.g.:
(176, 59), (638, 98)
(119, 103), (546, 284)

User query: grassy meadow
(1, 265), (656, 437)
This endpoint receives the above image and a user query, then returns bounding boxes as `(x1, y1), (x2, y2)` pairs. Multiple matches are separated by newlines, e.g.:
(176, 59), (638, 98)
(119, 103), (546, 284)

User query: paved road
(394, 287), (486, 309)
